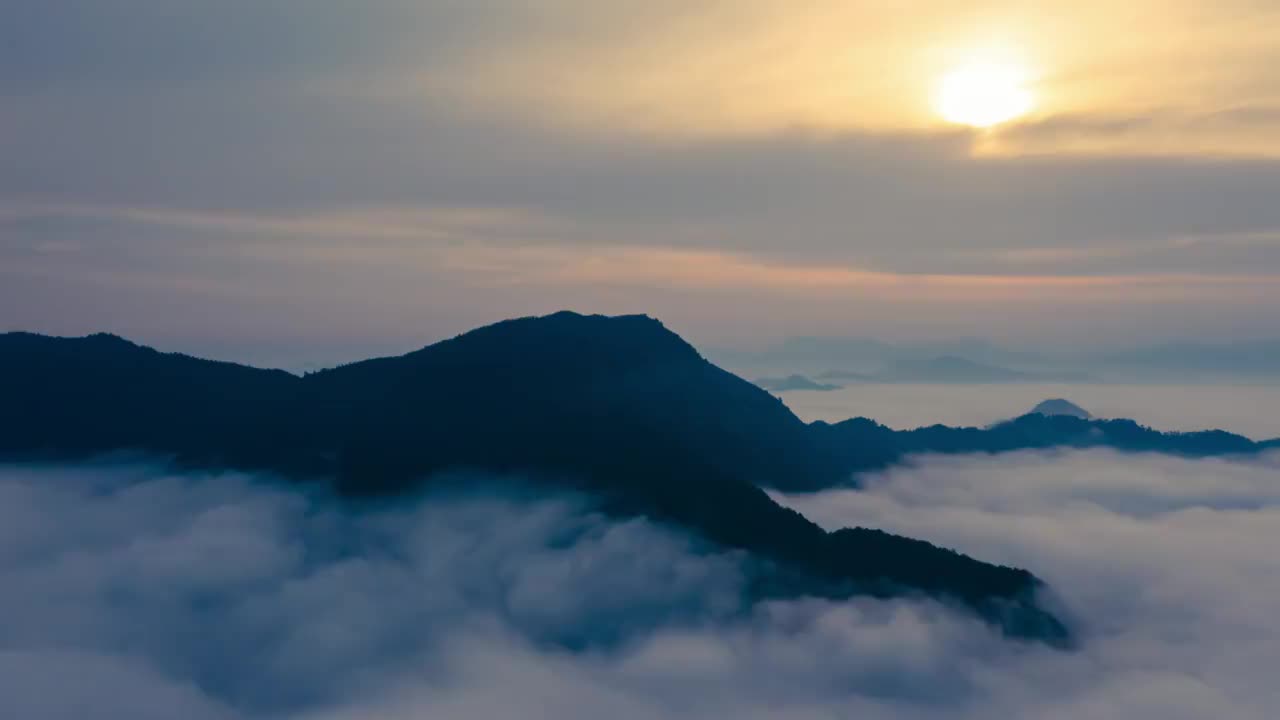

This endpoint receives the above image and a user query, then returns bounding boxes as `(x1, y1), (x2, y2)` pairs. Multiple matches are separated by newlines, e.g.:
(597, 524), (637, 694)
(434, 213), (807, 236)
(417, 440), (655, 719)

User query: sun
(934, 61), (1033, 128)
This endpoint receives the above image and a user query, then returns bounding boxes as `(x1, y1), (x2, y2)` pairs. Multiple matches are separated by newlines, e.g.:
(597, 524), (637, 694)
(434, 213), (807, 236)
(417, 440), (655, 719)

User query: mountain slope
(305, 312), (849, 493)
(0, 332), (306, 467)
(0, 314), (1066, 643)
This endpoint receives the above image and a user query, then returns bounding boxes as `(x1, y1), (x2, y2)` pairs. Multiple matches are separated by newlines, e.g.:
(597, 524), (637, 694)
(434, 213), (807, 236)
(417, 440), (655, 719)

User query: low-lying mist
(4, 450), (1279, 718)
(780, 448), (1280, 719)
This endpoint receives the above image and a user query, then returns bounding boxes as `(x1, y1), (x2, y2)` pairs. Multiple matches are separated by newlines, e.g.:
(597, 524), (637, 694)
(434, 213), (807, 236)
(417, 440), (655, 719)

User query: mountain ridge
(809, 412), (1276, 482)
(0, 312), (1069, 643)
(11, 312), (1276, 643)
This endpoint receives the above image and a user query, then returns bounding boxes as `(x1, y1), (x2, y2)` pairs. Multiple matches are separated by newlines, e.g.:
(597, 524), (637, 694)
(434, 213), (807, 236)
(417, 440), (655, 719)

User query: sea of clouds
(4, 448), (1280, 718)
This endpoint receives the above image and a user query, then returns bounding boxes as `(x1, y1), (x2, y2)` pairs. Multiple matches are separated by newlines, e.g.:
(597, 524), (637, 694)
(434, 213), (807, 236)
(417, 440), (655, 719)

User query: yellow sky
(413, 0), (1280, 155)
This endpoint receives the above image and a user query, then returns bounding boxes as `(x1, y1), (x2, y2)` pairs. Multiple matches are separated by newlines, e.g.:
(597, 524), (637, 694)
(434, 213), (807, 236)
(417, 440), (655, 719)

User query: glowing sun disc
(934, 62), (1033, 128)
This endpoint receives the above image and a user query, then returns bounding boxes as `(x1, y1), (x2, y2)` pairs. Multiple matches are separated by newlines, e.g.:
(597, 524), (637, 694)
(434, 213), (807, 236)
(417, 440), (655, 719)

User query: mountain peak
(1029, 398), (1093, 420)
(421, 310), (701, 370)
(0, 314), (1071, 642)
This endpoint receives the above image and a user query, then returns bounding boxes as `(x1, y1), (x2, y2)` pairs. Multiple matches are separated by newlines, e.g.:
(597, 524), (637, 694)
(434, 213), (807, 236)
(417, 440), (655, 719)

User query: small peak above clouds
(1029, 398), (1093, 420)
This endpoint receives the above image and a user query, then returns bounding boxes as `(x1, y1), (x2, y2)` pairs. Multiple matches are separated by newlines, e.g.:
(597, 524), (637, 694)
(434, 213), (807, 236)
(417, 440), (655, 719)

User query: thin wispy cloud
(5, 1), (1280, 352)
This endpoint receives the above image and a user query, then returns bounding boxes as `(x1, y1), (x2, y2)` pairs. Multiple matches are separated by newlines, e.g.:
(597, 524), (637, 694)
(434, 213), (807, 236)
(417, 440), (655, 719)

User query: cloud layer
(781, 448), (1280, 718)
(5, 450), (1280, 718)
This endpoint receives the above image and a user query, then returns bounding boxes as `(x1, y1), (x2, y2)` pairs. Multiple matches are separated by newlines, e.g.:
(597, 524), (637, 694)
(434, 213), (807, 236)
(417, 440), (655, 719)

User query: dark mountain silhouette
(755, 374), (842, 392)
(810, 412), (1277, 479)
(0, 332), (305, 469)
(5, 312), (1275, 644)
(1029, 399), (1092, 419)
(0, 313), (1066, 644)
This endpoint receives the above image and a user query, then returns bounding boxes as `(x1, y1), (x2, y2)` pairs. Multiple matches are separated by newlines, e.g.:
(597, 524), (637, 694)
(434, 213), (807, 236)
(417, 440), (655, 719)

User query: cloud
(8, 1), (1280, 140)
(4, 451), (1280, 718)
(16, 202), (1274, 295)
(991, 106), (1280, 156)
(0, 463), (753, 717)
(6, 1), (1280, 349)
(5, 1), (1280, 351)
(6, 138), (1280, 358)
(779, 449), (1280, 719)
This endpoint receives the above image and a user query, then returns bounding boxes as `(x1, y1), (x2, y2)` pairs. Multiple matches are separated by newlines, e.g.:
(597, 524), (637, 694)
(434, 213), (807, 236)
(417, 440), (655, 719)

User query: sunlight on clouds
(507, 246), (1280, 305)
(5, 199), (1279, 349)
(7, 202), (1280, 306)
(408, 0), (1280, 155)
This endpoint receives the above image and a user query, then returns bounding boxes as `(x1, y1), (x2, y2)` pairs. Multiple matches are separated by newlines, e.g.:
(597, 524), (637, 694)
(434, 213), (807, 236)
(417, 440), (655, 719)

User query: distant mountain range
(811, 412), (1279, 478)
(1097, 339), (1280, 376)
(840, 356), (1091, 384)
(756, 358), (1089, 391)
(711, 336), (1034, 375)
(845, 355), (1037, 383)
(5, 312), (1279, 644)
(713, 336), (1280, 383)
(754, 374), (841, 392)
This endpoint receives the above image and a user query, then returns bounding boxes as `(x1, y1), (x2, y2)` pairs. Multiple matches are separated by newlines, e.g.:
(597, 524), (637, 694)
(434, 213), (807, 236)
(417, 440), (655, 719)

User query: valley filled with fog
(5, 446), (1280, 719)
(782, 382), (1280, 441)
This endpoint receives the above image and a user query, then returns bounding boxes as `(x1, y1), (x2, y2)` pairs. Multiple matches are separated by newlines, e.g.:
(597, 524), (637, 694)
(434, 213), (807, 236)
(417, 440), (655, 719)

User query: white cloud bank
(3, 450), (1280, 718)
(780, 448), (1280, 719)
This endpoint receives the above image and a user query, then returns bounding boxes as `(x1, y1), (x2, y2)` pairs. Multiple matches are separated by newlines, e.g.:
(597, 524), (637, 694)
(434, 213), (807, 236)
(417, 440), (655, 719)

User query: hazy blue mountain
(873, 355), (1033, 383)
(716, 333), (1280, 383)
(1029, 399), (1093, 419)
(1093, 339), (1280, 378)
(755, 374), (842, 392)
(823, 357), (1093, 384)
(709, 337), (1051, 376)
(0, 313), (1067, 643)
(816, 369), (877, 382)
(708, 337), (897, 377)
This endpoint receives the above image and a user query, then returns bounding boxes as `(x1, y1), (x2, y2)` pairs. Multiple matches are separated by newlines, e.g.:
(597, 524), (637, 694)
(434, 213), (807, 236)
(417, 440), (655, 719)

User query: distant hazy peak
(755, 374), (841, 393)
(1029, 398), (1092, 419)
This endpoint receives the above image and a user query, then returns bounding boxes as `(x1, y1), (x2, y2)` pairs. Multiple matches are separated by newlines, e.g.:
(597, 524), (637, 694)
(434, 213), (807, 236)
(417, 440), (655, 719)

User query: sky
(4, 1), (1280, 365)
(7, 450), (1280, 718)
